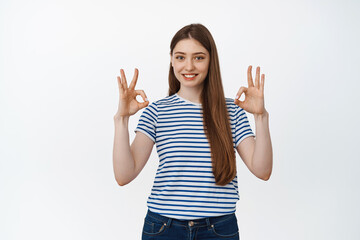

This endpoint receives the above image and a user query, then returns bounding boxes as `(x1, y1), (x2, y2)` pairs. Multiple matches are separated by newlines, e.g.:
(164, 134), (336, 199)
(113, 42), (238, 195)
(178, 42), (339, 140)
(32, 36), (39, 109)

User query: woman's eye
(176, 56), (184, 60)
(195, 56), (204, 60)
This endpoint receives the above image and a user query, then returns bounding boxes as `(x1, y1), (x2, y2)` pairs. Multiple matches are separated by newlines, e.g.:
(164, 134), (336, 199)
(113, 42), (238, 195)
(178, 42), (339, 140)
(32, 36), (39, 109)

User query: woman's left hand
(234, 65), (267, 116)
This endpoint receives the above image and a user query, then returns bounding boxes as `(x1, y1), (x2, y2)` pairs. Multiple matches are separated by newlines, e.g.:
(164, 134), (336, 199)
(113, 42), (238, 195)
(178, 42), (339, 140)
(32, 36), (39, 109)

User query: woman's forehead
(173, 38), (208, 54)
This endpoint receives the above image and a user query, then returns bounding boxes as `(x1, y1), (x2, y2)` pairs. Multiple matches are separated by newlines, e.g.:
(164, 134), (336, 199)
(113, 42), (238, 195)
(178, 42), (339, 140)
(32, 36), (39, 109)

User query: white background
(1, 0), (359, 239)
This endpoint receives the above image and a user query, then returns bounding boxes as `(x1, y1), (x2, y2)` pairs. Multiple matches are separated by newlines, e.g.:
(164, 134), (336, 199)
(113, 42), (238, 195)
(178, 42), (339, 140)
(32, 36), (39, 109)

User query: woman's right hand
(114, 68), (149, 119)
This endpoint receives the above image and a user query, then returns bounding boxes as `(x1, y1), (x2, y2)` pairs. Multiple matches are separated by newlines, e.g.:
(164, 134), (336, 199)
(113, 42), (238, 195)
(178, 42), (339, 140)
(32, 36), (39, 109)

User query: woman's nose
(185, 59), (195, 71)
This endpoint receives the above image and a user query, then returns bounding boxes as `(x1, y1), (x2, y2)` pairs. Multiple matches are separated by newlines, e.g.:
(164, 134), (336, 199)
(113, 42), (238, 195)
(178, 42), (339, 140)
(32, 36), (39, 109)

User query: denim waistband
(146, 209), (236, 229)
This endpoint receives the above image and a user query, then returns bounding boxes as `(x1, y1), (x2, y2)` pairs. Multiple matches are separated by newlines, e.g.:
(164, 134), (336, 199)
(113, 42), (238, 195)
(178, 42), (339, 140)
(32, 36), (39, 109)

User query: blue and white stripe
(134, 93), (255, 220)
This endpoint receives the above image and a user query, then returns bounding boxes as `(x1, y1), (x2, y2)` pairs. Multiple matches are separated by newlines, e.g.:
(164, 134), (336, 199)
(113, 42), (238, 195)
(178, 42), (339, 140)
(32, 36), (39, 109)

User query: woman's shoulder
(225, 97), (238, 109)
(224, 96), (248, 117)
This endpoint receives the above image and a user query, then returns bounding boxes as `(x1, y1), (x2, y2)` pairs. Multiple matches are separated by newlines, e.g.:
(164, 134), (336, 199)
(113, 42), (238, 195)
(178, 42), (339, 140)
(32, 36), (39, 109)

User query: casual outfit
(134, 93), (255, 239)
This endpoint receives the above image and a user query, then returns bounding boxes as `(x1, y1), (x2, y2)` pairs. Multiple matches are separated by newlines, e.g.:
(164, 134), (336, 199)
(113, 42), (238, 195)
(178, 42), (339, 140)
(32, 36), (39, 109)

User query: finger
(135, 90), (149, 109)
(261, 74), (265, 93)
(247, 65), (254, 87)
(138, 100), (149, 109)
(234, 86), (247, 108)
(117, 76), (124, 94)
(136, 89), (149, 103)
(129, 68), (139, 90)
(120, 69), (128, 89)
(234, 86), (247, 100)
(255, 66), (260, 89)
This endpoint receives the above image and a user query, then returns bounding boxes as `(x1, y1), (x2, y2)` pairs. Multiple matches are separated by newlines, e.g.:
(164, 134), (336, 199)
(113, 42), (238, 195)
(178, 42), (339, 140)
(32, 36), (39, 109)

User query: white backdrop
(1, 0), (359, 239)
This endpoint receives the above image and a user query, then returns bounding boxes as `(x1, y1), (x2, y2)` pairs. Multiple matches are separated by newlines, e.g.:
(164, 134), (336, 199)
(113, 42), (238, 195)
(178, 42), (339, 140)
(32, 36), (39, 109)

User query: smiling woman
(113, 23), (273, 240)
(166, 24), (240, 187)
(170, 39), (210, 102)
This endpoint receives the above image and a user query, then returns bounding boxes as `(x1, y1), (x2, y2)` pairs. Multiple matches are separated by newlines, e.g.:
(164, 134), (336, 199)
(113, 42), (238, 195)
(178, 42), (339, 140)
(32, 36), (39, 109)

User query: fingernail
(145, 98), (148, 102)
(235, 95), (239, 99)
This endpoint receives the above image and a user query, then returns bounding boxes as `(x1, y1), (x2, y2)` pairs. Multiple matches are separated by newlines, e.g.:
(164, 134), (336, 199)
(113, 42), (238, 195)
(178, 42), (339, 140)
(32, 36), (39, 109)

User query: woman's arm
(252, 110), (272, 180)
(113, 116), (154, 186)
(113, 68), (152, 186)
(113, 116), (136, 186)
(236, 111), (272, 180)
(234, 65), (273, 180)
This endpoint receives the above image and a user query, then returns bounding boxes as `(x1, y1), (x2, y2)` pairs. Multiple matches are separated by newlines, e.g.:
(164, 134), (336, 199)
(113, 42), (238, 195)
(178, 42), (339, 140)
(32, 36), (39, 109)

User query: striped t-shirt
(134, 93), (255, 220)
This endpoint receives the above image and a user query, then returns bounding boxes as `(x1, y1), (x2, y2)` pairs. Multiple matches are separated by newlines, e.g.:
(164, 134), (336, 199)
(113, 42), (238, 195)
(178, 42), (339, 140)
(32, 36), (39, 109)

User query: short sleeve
(134, 102), (158, 143)
(234, 105), (255, 147)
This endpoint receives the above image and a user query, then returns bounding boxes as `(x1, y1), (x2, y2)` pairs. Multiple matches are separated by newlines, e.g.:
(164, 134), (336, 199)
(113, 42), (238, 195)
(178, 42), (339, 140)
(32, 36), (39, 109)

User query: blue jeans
(142, 209), (240, 240)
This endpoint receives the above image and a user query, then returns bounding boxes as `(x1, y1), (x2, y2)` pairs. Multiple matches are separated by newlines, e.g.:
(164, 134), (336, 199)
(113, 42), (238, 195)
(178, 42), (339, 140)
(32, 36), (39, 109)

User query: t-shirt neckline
(175, 93), (202, 106)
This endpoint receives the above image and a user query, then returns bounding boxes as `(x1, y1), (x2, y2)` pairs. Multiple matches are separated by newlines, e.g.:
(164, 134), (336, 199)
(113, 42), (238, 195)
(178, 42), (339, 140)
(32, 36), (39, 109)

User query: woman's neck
(177, 87), (203, 104)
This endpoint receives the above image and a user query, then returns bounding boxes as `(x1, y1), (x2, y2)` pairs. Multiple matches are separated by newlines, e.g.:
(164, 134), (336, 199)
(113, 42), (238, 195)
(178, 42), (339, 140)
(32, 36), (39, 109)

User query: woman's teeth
(184, 74), (196, 77)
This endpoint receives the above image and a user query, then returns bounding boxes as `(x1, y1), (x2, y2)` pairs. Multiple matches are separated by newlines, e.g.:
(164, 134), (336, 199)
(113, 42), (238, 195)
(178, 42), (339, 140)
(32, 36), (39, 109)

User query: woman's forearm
(113, 116), (136, 186)
(251, 110), (273, 180)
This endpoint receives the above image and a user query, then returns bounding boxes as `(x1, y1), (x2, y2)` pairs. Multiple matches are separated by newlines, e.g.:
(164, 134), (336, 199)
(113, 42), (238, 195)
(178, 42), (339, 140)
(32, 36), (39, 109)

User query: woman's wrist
(114, 114), (130, 124)
(253, 109), (268, 119)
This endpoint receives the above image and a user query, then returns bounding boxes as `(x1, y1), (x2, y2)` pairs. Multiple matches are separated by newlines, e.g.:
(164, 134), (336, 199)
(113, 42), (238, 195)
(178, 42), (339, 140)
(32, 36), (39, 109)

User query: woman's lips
(182, 74), (198, 80)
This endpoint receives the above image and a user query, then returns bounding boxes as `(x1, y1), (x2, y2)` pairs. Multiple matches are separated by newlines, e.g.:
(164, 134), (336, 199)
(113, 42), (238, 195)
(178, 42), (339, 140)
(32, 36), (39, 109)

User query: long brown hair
(168, 23), (236, 186)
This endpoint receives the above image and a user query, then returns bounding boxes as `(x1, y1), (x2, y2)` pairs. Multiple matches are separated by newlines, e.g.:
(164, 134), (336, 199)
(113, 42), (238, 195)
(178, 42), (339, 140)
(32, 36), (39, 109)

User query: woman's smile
(182, 74), (198, 80)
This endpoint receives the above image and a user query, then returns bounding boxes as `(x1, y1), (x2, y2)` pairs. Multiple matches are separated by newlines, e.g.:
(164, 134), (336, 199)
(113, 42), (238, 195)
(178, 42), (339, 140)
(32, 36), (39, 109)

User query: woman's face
(171, 38), (210, 90)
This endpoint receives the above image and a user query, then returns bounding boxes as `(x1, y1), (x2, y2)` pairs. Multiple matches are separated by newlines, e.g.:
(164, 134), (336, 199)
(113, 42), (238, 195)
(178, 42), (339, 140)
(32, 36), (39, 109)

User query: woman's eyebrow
(174, 51), (207, 55)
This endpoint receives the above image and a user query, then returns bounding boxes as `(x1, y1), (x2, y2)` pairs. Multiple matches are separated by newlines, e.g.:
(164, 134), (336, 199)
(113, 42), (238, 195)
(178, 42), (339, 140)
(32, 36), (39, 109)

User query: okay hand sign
(234, 65), (267, 116)
(114, 68), (149, 119)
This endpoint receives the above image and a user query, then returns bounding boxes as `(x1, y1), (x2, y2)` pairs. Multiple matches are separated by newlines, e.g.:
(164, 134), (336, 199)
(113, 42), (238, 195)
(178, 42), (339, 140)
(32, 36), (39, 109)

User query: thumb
(138, 100), (149, 110)
(235, 98), (245, 109)
(135, 89), (149, 110)
(234, 87), (247, 108)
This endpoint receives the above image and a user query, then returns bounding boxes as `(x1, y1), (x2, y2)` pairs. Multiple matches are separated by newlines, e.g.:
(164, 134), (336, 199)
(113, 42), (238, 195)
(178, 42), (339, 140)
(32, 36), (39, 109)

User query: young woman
(113, 23), (272, 240)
